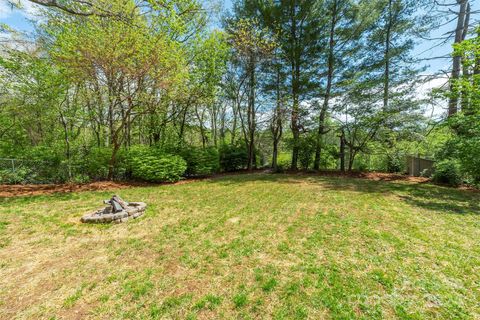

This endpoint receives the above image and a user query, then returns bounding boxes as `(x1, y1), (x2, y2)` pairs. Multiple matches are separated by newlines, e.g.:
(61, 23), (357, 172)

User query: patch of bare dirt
(284, 170), (430, 183)
(0, 181), (151, 198)
(357, 172), (430, 183)
(0, 171), (267, 198)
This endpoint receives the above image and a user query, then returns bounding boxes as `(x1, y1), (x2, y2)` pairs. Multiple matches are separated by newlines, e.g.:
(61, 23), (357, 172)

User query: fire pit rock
(81, 195), (146, 224)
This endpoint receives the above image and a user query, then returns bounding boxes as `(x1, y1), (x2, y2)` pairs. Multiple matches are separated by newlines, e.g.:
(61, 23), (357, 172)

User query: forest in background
(0, 0), (478, 186)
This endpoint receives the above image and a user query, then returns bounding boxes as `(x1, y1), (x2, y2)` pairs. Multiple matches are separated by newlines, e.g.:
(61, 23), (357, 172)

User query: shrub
(299, 141), (315, 170)
(180, 147), (220, 176)
(219, 144), (248, 172)
(275, 153), (291, 172)
(72, 174), (90, 184)
(0, 167), (30, 184)
(354, 158), (369, 172)
(386, 153), (403, 173)
(78, 147), (111, 180)
(432, 159), (463, 187)
(129, 147), (186, 182)
(23, 146), (67, 183)
(321, 145), (338, 169)
(78, 147), (129, 181)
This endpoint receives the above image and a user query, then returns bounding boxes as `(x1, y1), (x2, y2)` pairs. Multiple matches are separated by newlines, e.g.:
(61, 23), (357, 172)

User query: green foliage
(386, 153), (404, 173)
(219, 144), (248, 172)
(286, 136), (315, 170)
(74, 147), (128, 181)
(437, 127), (480, 184)
(276, 153), (291, 172)
(320, 144), (339, 170)
(78, 147), (111, 181)
(232, 293), (248, 308)
(180, 147), (220, 176)
(0, 0), (450, 184)
(432, 159), (463, 187)
(129, 146), (186, 182)
(353, 156), (370, 172)
(440, 28), (480, 185)
(298, 136), (316, 170)
(0, 167), (30, 184)
(71, 174), (91, 184)
(450, 26), (480, 111)
(22, 146), (67, 183)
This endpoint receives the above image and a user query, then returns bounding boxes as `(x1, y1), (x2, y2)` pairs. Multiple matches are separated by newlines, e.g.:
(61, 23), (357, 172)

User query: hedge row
(0, 144), (249, 184)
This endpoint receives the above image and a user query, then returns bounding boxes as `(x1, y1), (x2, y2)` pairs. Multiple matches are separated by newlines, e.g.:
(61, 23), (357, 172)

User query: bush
(219, 144), (248, 172)
(321, 145), (338, 170)
(0, 167), (30, 184)
(290, 136), (315, 170)
(386, 153), (403, 173)
(78, 147), (111, 180)
(23, 146), (67, 183)
(432, 159), (463, 187)
(420, 168), (432, 178)
(354, 158), (369, 172)
(180, 146), (220, 176)
(72, 174), (90, 184)
(275, 153), (291, 172)
(129, 147), (186, 182)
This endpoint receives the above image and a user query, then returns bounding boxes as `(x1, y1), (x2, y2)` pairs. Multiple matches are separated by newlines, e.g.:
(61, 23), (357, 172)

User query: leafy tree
(441, 27), (480, 182)
(226, 16), (275, 170)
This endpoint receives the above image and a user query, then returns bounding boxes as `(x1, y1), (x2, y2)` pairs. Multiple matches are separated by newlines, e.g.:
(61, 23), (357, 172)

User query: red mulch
(278, 169), (429, 182)
(0, 171), (429, 198)
(0, 181), (149, 198)
(325, 171), (429, 183)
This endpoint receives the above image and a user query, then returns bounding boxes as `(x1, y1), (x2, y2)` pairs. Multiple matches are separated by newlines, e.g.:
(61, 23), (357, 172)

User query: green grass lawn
(0, 174), (479, 319)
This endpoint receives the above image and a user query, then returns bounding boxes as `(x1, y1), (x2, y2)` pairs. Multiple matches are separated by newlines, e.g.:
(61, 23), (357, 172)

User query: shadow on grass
(210, 173), (480, 216)
(1, 173), (479, 216)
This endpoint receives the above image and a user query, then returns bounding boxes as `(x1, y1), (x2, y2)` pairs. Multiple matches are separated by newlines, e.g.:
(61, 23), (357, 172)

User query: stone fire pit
(81, 195), (146, 224)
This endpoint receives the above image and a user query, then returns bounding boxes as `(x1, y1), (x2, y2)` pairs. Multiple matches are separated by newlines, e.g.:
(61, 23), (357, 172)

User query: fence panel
(0, 158), (71, 184)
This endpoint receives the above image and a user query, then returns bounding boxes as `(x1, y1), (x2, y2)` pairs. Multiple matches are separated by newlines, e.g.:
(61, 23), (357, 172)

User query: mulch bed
(0, 181), (150, 198)
(309, 170), (430, 183)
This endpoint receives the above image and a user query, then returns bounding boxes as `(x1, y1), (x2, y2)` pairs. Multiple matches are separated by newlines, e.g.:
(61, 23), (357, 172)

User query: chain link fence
(0, 158), (74, 184)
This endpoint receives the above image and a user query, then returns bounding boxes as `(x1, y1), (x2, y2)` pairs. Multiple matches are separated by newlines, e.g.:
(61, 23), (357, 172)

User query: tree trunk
(384, 0), (392, 111)
(290, 3), (300, 170)
(271, 60), (283, 172)
(474, 28), (480, 86)
(272, 141), (279, 171)
(231, 98), (238, 145)
(60, 111), (72, 181)
(219, 104), (226, 145)
(314, 0), (337, 170)
(348, 148), (355, 172)
(247, 55), (256, 171)
(449, 0), (469, 116)
(107, 142), (120, 180)
(460, 2), (471, 113)
(178, 106), (187, 144)
(291, 103), (300, 171)
(339, 130), (345, 172)
(211, 103), (218, 147)
(196, 106), (207, 148)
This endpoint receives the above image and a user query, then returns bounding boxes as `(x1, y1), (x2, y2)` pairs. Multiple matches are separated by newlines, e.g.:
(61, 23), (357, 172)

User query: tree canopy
(0, 0), (478, 186)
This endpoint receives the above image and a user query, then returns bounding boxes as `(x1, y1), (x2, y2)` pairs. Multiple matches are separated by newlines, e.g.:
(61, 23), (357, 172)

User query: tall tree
(226, 17), (274, 170)
(449, 0), (471, 116)
(312, 0), (368, 170)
